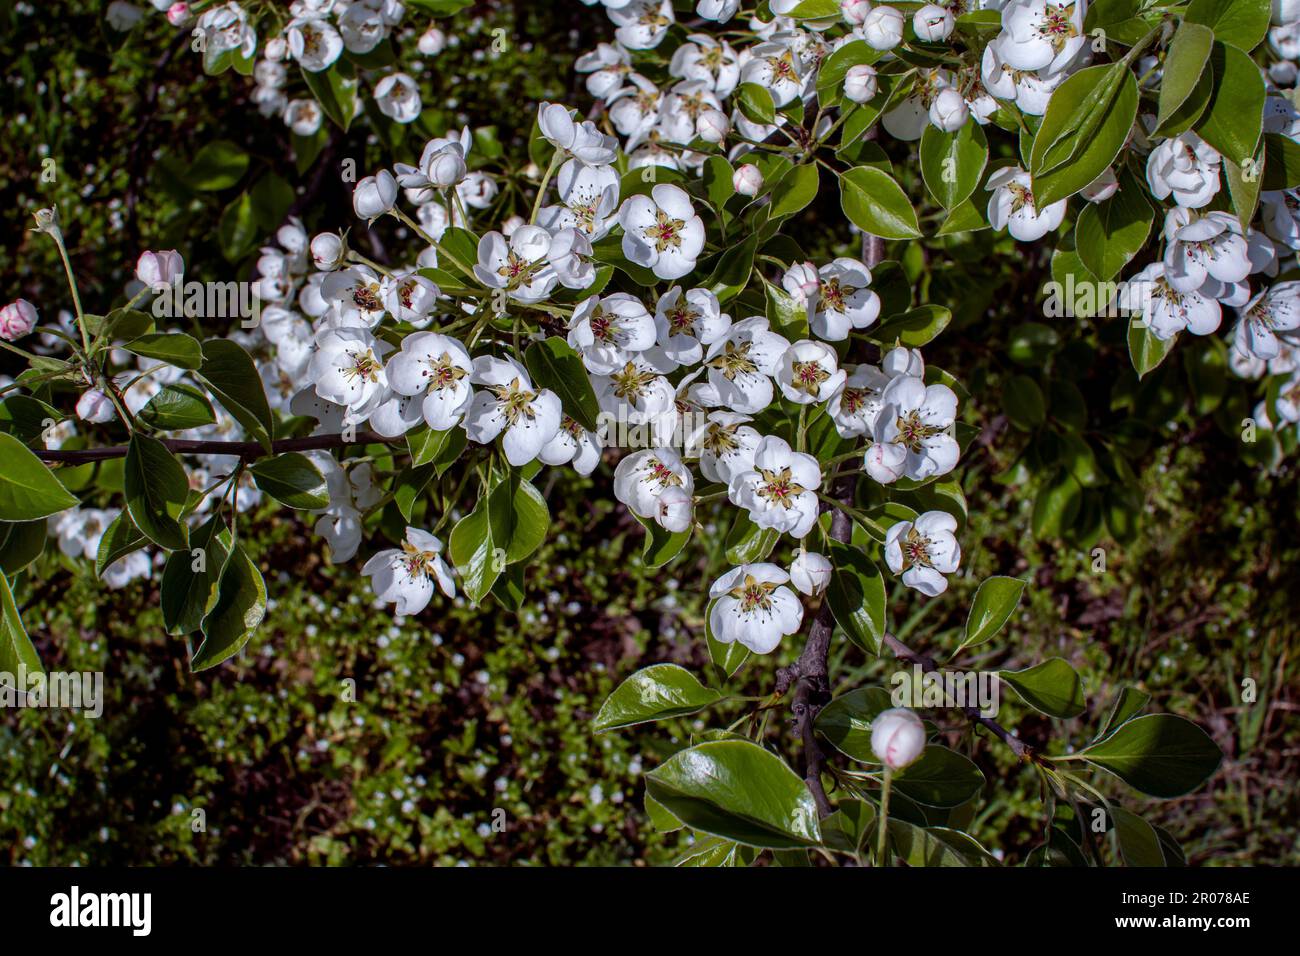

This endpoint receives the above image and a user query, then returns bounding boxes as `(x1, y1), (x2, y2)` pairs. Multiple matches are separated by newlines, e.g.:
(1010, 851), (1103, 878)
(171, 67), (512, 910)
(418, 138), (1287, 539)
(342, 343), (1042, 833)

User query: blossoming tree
(14, 0), (1300, 864)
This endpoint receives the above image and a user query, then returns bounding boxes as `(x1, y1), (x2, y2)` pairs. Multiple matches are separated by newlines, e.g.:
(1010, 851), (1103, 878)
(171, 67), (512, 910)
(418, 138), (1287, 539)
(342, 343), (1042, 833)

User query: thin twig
(34, 431), (403, 464)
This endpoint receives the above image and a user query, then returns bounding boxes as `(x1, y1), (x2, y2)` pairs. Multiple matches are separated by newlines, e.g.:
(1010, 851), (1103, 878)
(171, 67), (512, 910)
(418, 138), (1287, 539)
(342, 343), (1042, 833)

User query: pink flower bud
(135, 250), (184, 289)
(732, 163), (763, 196)
(0, 299), (38, 341)
(76, 388), (117, 424)
(166, 3), (191, 26)
(843, 64), (878, 104)
(871, 707), (926, 770)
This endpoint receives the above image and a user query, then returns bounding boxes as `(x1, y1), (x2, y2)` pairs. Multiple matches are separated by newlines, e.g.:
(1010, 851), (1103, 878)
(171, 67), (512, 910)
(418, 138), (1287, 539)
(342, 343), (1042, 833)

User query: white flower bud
(733, 163), (763, 196)
(871, 707), (926, 770)
(353, 170), (398, 220)
(697, 108), (731, 143)
(418, 27), (447, 56)
(782, 261), (820, 301)
(861, 6), (905, 50)
(311, 232), (345, 271)
(843, 64), (879, 103)
(501, 215), (526, 237)
(840, 0), (872, 26)
(135, 249), (184, 288)
(264, 36), (287, 61)
(1081, 167), (1119, 203)
(76, 388), (117, 424)
(166, 2), (191, 26)
(655, 486), (693, 533)
(912, 3), (954, 42)
(928, 88), (969, 132)
(790, 550), (833, 596)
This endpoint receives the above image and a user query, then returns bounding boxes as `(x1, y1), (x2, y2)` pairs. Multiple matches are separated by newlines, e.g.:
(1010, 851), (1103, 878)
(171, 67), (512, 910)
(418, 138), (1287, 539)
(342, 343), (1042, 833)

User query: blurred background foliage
(1, 1), (1296, 865)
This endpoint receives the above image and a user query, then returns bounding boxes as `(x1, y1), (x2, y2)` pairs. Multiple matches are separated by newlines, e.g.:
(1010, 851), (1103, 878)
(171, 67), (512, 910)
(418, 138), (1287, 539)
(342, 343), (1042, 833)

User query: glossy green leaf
(1074, 169), (1152, 281)
(138, 383), (216, 431)
(300, 66), (359, 131)
(95, 510), (147, 578)
(160, 514), (231, 635)
(840, 166), (923, 240)
(735, 82), (776, 125)
(1110, 806), (1165, 866)
(1000, 658), (1085, 719)
(871, 304), (952, 347)
(1073, 714), (1223, 797)
(0, 432), (79, 521)
(0, 520), (45, 573)
(825, 540), (886, 654)
(1030, 64), (1139, 208)
(249, 452), (329, 510)
(123, 332), (203, 370)
(523, 336), (601, 432)
(408, 425), (466, 472)
(815, 686), (893, 762)
(197, 338), (275, 451)
(769, 164), (820, 220)
(1196, 42), (1265, 167)
(186, 140), (249, 191)
(959, 575), (1026, 653)
(1154, 23), (1213, 136)
(1185, 0), (1270, 51)
(0, 571), (42, 685)
(894, 746), (986, 808)
(593, 663), (724, 732)
(920, 122), (988, 210)
(1128, 316), (1176, 378)
(123, 434), (188, 550)
(644, 740), (821, 848)
(193, 543), (266, 670)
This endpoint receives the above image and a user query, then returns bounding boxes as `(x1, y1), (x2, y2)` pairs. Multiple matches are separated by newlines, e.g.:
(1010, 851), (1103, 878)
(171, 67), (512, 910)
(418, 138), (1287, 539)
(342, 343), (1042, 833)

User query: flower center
(491, 376), (538, 425)
(642, 456), (682, 490)
(1037, 2), (1078, 52)
(900, 528), (934, 570)
(423, 351), (468, 392)
(666, 304), (700, 336)
(790, 359), (831, 396)
(611, 361), (657, 402)
(895, 409), (942, 450)
(729, 573), (779, 613)
(645, 210), (687, 252)
(401, 540), (439, 578)
(818, 277), (855, 314)
(345, 348), (383, 383)
(756, 466), (806, 509)
(353, 283), (383, 312)
(707, 340), (757, 381)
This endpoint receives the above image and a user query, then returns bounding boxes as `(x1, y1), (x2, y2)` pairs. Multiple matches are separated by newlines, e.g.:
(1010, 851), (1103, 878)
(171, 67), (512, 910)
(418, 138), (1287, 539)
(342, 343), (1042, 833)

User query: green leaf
(1098, 686), (1151, 740)
(249, 453), (329, 510)
(1000, 658), (1086, 719)
(593, 664), (724, 732)
(1029, 63), (1139, 208)
(124, 434), (188, 551)
(523, 337), (601, 432)
(138, 383), (216, 431)
(634, 513), (691, 569)
(764, 278), (809, 341)
(894, 746), (986, 808)
(450, 493), (501, 604)
(959, 576), (1026, 653)
(408, 425), (466, 472)
(0, 432), (79, 521)
(1003, 374), (1046, 431)
(197, 338), (275, 451)
(0, 572), (42, 685)
(193, 543), (266, 670)
(769, 164), (820, 220)
(735, 82), (776, 125)
(488, 470), (549, 564)
(185, 140), (249, 191)
(825, 540), (886, 654)
(815, 686), (894, 762)
(250, 173), (296, 233)
(1195, 42), (1265, 167)
(0, 520), (45, 573)
(160, 514), (231, 635)
(123, 332), (203, 370)
(644, 740), (822, 848)
(1074, 169), (1152, 280)
(1154, 23), (1214, 136)
(95, 511), (147, 578)
(882, 818), (984, 866)
(840, 166), (923, 240)
(406, 0), (474, 14)
(704, 599), (750, 677)
(1109, 806), (1165, 867)
(724, 513), (780, 565)
(1262, 133), (1300, 190)
(1185, 0), (1270, 51)
(871, 304), (952, 347)
(1128, 316), (1176, 378)
(1073, 714), (1223, 797)
(217, 192), (259, 263)
(301, 66), (359, 131)
(920, 122), (988, 210)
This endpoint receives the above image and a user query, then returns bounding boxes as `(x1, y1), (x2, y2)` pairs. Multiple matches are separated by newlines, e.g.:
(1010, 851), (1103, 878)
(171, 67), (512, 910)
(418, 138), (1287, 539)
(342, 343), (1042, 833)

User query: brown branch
(880, 631), (1034, 762)
(34, 431), (402, 464)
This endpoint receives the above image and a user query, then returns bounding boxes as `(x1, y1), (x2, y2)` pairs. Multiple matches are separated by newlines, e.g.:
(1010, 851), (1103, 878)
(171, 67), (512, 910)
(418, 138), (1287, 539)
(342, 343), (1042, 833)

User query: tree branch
(880, 631), (1034, 762)
(34, 431), (403, 464)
